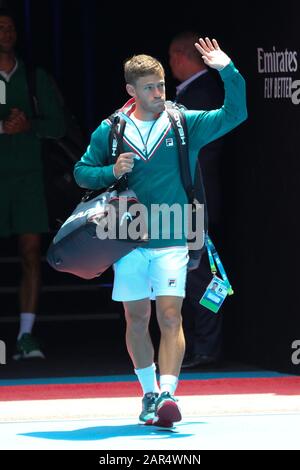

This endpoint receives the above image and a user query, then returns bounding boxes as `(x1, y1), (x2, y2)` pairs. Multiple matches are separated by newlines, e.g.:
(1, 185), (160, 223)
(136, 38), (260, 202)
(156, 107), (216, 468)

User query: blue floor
(1, 414), (299, 450)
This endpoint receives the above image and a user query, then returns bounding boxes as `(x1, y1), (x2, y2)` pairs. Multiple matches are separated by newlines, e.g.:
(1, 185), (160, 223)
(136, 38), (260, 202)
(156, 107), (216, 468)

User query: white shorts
(112, 246), (189, 302)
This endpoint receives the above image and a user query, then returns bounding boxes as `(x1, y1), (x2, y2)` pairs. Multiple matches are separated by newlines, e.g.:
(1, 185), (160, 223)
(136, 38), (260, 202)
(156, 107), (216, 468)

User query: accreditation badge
(199, 275), (229, 313)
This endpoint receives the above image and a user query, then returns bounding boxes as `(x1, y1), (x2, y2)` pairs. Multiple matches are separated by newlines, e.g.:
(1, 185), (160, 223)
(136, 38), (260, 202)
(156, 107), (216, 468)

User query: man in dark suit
(169, 31), (225, 368)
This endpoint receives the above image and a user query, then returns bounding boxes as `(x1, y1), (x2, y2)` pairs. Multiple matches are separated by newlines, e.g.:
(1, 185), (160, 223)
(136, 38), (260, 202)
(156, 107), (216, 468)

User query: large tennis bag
(47, 188), (149, 279)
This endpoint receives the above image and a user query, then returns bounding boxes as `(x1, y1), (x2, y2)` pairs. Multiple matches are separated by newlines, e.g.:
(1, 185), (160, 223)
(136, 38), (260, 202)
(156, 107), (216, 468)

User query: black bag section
(165, 102), (208, 271)
(25, 65), (86, 230)
(46, 115), (149, 280)
(47, 188), (149, 279)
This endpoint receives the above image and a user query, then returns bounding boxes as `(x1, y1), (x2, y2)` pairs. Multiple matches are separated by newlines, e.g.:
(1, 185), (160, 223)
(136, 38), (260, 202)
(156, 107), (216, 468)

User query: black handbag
(46, 185), (149, 279)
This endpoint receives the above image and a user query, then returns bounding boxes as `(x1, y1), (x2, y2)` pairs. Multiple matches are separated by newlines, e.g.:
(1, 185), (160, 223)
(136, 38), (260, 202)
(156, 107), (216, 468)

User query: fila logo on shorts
(168, 279), (177, 287)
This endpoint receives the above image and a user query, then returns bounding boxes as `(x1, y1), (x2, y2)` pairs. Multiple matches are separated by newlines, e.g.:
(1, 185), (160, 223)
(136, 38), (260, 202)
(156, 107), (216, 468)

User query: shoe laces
(143, 392), (159, 410)
(159, 391), (178, 402)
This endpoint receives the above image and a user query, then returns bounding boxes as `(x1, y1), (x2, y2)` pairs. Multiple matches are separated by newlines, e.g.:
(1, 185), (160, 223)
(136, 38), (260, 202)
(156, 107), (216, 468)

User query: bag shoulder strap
(81, 112), (127, 202)
(108, 112), (128, 191)
(165, 104), (193, 204)
(107, 113), (126, 163)
(166, 103), (208, 233)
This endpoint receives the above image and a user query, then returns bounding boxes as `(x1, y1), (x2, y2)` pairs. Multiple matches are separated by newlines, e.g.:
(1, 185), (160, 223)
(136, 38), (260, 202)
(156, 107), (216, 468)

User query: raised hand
(195, 37), (231, 71)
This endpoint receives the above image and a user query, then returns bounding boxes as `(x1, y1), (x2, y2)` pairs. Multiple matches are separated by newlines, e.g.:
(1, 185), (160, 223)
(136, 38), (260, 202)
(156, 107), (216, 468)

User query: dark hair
(124, 54), (164, 85)
(0, 7), (16, 25)
(170, 31), (203, 65)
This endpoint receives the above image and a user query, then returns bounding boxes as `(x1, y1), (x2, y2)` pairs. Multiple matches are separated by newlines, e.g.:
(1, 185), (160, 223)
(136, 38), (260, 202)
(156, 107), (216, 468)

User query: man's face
(128, 73), (166, 116)
(0, 16), (17, 53)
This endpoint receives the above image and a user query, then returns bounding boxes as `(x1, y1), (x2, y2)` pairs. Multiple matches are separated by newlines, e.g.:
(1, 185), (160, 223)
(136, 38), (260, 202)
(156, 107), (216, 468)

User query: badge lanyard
(206, 236), (234, 296)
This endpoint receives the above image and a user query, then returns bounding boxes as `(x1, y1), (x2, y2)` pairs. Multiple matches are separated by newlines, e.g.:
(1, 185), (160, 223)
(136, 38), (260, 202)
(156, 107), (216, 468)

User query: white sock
(134, 363), (160, 395)
(159, 375), (178, 396)
(18, 313), (36, 340)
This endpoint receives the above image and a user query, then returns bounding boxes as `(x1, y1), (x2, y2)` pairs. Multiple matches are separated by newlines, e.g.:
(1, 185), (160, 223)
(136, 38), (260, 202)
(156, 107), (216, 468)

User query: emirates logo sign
(257, 46), (300, 104)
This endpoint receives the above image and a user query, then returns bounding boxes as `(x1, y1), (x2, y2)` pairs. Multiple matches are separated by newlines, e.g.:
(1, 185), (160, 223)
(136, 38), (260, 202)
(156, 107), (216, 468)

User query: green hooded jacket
(74, 61), (247, 248)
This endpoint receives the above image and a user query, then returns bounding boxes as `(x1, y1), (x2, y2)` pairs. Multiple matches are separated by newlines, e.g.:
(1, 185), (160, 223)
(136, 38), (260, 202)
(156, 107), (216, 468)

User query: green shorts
(0, 172), (49, 237)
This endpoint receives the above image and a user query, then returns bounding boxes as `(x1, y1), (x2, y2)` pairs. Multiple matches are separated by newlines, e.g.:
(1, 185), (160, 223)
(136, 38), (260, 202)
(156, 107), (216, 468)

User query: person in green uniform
(0, 8), (65, 359)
